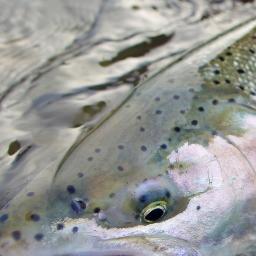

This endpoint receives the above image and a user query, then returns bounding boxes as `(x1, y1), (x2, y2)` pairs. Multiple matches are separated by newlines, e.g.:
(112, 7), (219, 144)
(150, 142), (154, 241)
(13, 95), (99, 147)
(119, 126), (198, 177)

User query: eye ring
(140, 201), (167, 223)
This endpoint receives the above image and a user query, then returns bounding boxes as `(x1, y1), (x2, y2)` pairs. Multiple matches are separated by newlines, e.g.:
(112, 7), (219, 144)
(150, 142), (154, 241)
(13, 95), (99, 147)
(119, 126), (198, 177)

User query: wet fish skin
(51, 23), (256, 228)
(1, 20), (256, 256)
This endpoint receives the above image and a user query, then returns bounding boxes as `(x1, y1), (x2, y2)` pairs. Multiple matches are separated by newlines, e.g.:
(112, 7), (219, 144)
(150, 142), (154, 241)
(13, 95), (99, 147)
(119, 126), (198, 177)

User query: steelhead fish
(1, 19), (256, 256)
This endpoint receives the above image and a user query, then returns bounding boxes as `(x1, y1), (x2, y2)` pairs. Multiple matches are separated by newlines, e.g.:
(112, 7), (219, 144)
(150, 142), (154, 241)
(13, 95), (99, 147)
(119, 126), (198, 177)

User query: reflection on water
(99, 33), (174, 66)
(0, 0), (256, 255)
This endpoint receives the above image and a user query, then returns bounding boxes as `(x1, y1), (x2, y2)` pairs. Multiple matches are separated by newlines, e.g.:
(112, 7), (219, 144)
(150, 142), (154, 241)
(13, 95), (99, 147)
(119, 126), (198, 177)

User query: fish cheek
(91, 189), (138, 227)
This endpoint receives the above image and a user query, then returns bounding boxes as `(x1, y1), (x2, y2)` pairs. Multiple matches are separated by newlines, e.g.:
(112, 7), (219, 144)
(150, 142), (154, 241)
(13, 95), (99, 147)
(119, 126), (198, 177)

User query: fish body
(1, 19), (256, 256)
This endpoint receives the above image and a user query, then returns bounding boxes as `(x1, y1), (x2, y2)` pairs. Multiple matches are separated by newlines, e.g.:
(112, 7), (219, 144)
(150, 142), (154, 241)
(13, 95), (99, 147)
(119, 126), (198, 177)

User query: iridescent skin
(1, 21), (256, 256)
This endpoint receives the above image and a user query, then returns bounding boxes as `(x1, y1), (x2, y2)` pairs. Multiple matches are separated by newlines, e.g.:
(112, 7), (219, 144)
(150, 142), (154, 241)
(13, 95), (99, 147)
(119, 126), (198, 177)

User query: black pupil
(145, 208), (164, 222)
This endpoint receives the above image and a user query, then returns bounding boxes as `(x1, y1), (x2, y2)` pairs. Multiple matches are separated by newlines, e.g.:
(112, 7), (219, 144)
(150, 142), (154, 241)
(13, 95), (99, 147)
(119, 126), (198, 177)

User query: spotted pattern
(58, 28), (256, 229)
(202, 29), (256, 96)
(2, 24), (256, 249)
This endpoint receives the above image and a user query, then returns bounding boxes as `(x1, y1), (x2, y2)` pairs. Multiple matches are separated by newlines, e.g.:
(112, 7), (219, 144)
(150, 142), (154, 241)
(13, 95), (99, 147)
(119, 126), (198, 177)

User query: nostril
(71, 198), (86, 214)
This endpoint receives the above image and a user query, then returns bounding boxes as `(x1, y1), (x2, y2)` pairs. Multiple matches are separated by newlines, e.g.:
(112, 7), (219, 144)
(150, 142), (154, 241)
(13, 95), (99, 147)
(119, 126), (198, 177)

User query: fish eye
(140, 200), (167, 223)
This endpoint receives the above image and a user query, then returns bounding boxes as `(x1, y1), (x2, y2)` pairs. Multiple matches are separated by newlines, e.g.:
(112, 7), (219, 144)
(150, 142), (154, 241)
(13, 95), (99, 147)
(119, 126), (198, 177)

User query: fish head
(51, 165), (190, 228)
(47, 21), (256, 255)
(1, 19), (256, 256)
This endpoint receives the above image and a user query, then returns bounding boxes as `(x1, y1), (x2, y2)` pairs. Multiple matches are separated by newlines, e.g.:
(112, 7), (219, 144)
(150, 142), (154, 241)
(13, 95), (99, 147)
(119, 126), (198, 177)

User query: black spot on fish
(228, 98), (236, 103)
(191, 120), (198, 126)
(173, 95), (180, 100)
(196, 205), (201, 210)
(237, 68), (245, 74)
(218, 56), (225, 61)
(249, 48), (255, 54)
(139, 195), (147, 203)
(34, 233), (44, 241)
(12, 231), (21, 241)
(212, 99), (219, 105)
(57, 223), (64, 230)
(136, 115), (142, 120)
(72, 227), (79, 233)
(174, 127), (181, 132)
(26, 192), (34, 197)
(212, 130), (218, 136)
(239, 85), (245, 91)
(0, 214), (8, 223)
(180, 110), (186, 114)
(225, 79), (231, 84)
(117, 166), (124, 171)
(154, 97), (160, 102)
(214, 70), (220, 75)
(165, 191), (171, 198)
(213, 80), (220, 85)
(140, 145), (147, 152)
(140, 127), (145, 132)
(95, 148), (101, 153)
(198, 106), (204, 112)
(67, 185), (76, 194)
(155, 110), (162, 115)
(30, 214), (40, 222)
(88, 157), (93, 161)
(118, 145), (124, 150)
(94, 207), (101, 213)
(160, 144), (167, 150)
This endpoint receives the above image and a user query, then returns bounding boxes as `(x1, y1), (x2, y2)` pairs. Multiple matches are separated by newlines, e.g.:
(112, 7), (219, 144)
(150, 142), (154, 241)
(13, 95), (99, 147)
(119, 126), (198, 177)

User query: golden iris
(140, 200), (168, 223)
